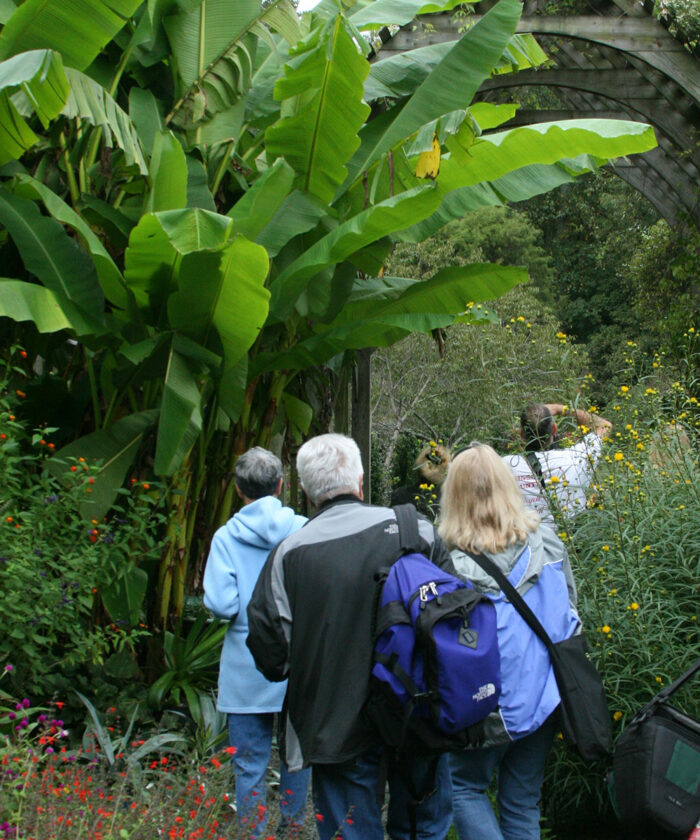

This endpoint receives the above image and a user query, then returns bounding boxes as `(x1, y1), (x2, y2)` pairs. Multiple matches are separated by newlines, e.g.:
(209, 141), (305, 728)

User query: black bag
(471, 552), (612, 762)
(609, 657), (700, 839)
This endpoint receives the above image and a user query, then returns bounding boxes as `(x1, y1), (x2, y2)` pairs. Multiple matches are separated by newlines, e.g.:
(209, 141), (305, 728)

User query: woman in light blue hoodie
(203, 447), (310, 838)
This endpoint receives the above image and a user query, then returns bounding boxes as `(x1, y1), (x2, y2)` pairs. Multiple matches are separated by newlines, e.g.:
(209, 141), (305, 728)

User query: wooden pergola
(372, 0), (700, 228)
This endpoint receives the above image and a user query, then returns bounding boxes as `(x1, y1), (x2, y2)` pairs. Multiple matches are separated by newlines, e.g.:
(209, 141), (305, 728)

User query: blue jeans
(228, 712), (311, 839)
(312, 748), (453, 840)
(449, 716), (556, 840)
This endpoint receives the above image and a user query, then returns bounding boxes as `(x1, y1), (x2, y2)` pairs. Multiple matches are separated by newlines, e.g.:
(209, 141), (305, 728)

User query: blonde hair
(439, 443), (539, 554)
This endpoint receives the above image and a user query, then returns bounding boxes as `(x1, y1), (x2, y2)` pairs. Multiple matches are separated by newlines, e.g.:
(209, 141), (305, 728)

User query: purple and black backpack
(366, 504), (501, 753)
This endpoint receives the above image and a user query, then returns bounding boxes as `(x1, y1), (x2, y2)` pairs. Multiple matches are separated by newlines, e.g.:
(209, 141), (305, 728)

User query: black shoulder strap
(636, 656), (700, 720)
(469, 552), (555, 656)
(393, 503), (423, 556)
(525, 451), (547, 493)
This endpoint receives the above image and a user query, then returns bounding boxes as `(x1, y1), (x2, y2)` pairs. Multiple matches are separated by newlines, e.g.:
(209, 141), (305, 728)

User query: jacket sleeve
(202, 532), (239, 620)
(246, 543), (292, 682)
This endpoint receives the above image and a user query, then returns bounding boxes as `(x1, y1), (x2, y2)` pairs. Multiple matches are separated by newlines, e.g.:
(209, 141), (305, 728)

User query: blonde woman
(439, 443), (579, 840)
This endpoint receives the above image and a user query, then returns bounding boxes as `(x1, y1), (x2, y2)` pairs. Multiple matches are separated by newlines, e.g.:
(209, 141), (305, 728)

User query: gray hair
(234, 447), (283, 500)
(296, 434), (363, 505)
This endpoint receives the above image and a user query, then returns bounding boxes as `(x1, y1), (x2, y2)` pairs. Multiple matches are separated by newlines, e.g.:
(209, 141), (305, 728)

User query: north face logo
(472, 683), (497, 702)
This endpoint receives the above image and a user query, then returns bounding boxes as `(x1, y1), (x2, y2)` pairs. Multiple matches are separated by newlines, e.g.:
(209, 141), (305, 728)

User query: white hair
(296, 434), (363, 505)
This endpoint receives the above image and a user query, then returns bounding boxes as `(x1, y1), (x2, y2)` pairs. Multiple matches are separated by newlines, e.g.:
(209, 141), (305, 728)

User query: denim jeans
(227, 712), (311, 839)
(312, 747), (453, 840)
(449, 715), (556, 840)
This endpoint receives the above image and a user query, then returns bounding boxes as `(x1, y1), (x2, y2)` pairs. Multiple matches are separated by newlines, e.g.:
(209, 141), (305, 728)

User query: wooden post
(352, 349), (372, 503)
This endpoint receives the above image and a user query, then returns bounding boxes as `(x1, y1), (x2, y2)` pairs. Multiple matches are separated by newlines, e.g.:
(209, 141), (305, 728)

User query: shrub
(0, 347), (162, 703)
(542, 344), (700, 832)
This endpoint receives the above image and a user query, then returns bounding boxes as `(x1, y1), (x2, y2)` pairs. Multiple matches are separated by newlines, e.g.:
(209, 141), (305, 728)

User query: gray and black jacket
(246, 495), (454, 771)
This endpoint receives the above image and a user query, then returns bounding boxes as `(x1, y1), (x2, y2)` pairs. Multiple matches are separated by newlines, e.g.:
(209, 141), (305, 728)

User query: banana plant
(0, 0), (657, 631)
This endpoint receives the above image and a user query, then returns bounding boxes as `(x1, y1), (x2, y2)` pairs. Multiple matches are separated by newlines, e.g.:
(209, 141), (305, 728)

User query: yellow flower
(548, 476), (560, 484)
(620, 385), (629, 393)
(609, 589), (617, 596)
(556, 331), (567, 340)
(517, 315), (525, 322)
(655, 676), (663, 684)
(614, 452), (624, 462)
(629, 602), (639, 611)
(602, 625), (611, 635)
(613, 711), (623, 721)
(602, 545), (610, 551)
(625, 424), (632, 431)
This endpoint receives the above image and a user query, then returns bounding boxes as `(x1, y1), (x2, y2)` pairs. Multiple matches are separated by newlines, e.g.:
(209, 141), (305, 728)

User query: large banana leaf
(0, 190), (104, 317)
(164, 0), (298, 129)
(154, 347), (202, 476)
(0, 0), (144, 70)
(364, 33), (546, 102)
(398, 159), (589, 242)
(265, 15), (370, 205)
(269, 184), (441, 320)
(13, 174), (127, 307)
(49, 410), (159, 520)
(344, 0), (521, 186)
(0, 279), (73, 333)
(63, 68), (148, 173)
(348, 0), (468, 29)
(228, 157), (295, 237)
(143, 130), (187, 212)
(0, 49), (69, 163)
(255, 262), (525, 373)
(437, 119), (657, 193)
(124, 209), (232, 317)
(168, 234), (270, 418)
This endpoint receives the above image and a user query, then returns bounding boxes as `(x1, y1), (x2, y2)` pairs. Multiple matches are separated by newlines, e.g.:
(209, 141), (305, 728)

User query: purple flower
(8, 712), (15, 720)
(38, 714), (46, 723)
(44, 494), (59, 504)
(35, 549), (42, 557)
(21, 698), (30, 708)
(3, 664), (12, 672)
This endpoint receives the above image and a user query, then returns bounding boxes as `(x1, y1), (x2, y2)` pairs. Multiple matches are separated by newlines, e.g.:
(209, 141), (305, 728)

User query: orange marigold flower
(15, 390), (26, 398)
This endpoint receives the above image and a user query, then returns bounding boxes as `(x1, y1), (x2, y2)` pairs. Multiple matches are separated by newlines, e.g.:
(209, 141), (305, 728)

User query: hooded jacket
(450, 525), (580, 746)
(203, 496), (306, 713)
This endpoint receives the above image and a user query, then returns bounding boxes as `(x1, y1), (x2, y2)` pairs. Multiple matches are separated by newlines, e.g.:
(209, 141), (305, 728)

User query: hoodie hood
(226, 496), (302, 550)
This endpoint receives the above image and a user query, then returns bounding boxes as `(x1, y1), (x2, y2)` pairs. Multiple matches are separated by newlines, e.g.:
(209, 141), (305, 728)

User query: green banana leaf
(345, 0), (521, 186)
(165, 0), (295, 127)
(167, 233), (270, 419)
(13, 174), (127, 308)
(0, 0), (144, 70)
(364, 33), (546, 102)
(228, 157), (295, 237)
(49, 410), (159, 520)
(256, 262), (524, 374)
(0, 190), (105, 317)
(269, 184), (441, 320)
(0, 50), (69, 163)
(265, 15), (370, 205)
(0, 279), (74, 333)
(63, 68), (148, 173)
(129, 87), (164, 154)
(154, 347), (202, 476)
(101, 566), (149, 626)
(124, 208), (233, 317)
(143, 130), (187, 212)
(348, 0), (467, 29)
(398, 159), (589, 242)
(437, 118), (657, 193)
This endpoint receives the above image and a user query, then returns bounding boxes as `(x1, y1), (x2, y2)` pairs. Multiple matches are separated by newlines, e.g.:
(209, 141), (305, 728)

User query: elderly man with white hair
(247, 433), (455, 840)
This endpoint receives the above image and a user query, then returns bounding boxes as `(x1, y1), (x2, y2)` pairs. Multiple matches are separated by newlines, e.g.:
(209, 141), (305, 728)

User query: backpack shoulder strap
(393, 503), (423, 556)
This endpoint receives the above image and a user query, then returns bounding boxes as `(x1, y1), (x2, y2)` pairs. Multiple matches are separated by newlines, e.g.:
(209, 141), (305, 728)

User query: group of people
(202, 402), (612, 839)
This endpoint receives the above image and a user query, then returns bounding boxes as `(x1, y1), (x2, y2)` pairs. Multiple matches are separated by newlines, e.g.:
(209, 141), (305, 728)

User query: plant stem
(85, 350), (102, 429)
(59, 130), (80, 206)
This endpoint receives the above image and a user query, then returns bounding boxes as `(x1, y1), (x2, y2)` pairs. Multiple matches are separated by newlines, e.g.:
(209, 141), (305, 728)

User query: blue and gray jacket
(451, 525), (580, 746)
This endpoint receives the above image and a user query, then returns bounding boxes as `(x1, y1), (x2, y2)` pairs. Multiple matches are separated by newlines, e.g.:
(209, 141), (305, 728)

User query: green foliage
(541, 340), (700, 832)
(0, 348), (163, 698)
(654, 0), (700, 47)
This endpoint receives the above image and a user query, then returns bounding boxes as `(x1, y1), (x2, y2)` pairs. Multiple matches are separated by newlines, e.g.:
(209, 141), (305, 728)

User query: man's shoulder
(274, 501), (397, 554)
